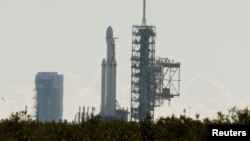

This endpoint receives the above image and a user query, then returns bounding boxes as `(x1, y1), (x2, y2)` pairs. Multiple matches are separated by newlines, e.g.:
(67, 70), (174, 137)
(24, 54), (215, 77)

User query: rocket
(101, 26), (117, 118)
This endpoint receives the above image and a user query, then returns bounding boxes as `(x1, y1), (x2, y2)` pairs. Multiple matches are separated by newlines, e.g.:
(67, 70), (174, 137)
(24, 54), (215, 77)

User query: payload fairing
(100, 26), (117, 119)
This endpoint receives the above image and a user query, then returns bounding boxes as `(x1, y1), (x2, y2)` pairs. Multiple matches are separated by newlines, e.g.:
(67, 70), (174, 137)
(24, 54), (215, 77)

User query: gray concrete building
(35, 72), (63, 122)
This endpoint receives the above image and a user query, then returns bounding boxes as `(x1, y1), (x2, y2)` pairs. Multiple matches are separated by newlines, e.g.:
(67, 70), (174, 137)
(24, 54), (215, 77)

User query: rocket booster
(101, 59), (106, 115)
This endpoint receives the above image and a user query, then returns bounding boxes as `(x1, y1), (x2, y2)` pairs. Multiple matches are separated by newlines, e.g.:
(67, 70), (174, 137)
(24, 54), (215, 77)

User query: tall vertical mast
(142, 0), (146, 25)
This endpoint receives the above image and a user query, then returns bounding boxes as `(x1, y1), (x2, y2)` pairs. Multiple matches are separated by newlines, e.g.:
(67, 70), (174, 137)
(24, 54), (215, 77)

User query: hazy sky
(0, 0), (250, 121)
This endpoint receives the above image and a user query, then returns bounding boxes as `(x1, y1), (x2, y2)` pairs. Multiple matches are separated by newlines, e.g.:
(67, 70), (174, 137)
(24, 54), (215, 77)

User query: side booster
(100, 26), (117, 119)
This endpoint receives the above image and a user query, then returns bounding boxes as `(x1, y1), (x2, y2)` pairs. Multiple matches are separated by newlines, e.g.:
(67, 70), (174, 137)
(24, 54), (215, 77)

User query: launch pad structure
(130, 0), (181, 121)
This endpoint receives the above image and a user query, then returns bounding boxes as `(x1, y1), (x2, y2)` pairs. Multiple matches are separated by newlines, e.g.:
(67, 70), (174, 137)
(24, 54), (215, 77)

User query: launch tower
(131, 0), (181, 121)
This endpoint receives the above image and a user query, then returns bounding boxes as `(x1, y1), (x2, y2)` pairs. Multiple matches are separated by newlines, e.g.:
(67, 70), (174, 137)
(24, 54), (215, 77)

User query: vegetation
(0, 107), (249, 141)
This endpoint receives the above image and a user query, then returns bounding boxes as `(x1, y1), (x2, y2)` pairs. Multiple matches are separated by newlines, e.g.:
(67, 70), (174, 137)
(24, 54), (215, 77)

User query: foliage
(0, 107), (249, 141)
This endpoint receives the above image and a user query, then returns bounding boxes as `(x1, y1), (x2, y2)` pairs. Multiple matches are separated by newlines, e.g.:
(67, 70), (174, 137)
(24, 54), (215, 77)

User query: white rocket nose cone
(102, 59), (106, 65)
(106, 26), (113, 38)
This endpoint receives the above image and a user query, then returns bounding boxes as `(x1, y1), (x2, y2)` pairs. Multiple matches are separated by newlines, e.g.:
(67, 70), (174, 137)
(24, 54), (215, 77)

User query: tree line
(0, 106), (249, 141)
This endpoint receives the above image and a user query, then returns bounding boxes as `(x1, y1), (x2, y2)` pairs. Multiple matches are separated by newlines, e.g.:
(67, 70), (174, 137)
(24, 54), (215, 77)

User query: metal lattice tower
(131, 25), (156, 121)
(130, 0), (181, 121)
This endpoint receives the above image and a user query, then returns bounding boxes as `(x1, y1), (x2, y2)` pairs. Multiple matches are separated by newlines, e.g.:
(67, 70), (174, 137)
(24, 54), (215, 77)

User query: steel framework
(131, 25), (181, 121)
(131, 25), (156, 121)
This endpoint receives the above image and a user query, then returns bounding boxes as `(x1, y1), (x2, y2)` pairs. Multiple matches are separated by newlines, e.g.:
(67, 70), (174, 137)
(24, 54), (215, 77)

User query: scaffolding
(131, 25), (181, 121)
(131, 25), (156, 121)
(74, 106), (96, 123)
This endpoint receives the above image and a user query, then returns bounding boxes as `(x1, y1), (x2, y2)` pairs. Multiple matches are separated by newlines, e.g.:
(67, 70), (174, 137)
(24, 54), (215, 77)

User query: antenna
(142, 0), (146, 25)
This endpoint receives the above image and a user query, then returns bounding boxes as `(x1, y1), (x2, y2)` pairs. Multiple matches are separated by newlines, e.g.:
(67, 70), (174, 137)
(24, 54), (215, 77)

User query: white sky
(0, 0), (250, 121)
